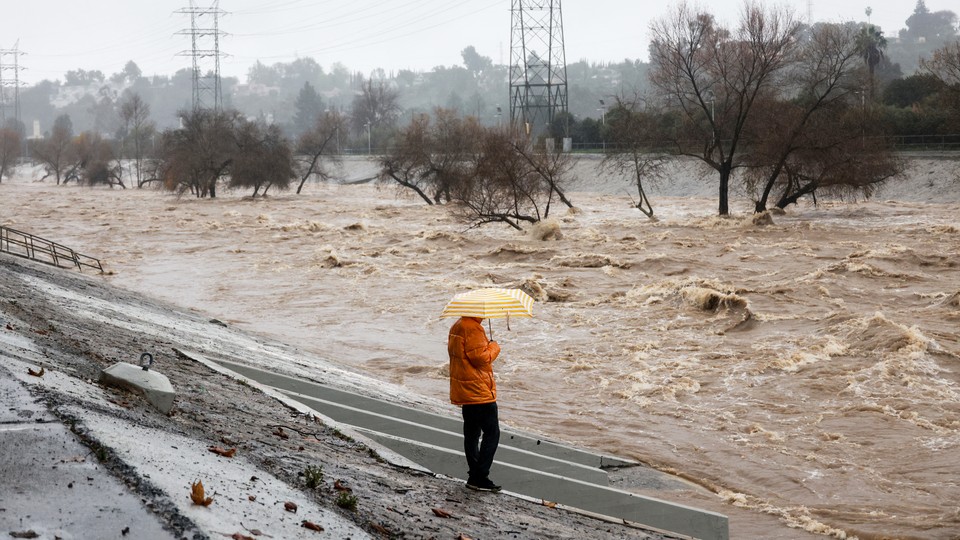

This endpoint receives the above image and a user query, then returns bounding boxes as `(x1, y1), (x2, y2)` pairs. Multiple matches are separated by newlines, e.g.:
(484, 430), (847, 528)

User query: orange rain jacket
(448, 317), (501, 405)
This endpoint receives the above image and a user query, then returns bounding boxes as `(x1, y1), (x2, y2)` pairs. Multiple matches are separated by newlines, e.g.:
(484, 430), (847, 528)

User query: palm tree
(857, 25), (887, 99)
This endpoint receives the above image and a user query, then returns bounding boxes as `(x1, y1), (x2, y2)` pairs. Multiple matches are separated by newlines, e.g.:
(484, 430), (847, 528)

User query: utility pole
(0, 40), (25, 129)
(176, 1), (227, 111)
(509, 0), (568, 140)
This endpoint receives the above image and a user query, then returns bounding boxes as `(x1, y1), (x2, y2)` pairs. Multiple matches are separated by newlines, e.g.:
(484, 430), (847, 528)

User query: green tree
(462, 46), (493, 76)
(230, 120), (295, 197)
(293, 82), (324, 136)
(858, 25), (887, 99)
(159, 109), (239, 198)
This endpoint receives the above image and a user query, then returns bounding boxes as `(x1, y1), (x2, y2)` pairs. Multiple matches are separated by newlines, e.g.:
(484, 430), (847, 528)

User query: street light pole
(598, 99), (607, 152)
(365, 121), (371, 155)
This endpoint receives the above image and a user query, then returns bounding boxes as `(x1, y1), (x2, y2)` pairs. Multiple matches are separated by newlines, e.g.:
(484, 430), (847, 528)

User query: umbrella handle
(506, 311), (511, 331)
(487, 318), (493, 340)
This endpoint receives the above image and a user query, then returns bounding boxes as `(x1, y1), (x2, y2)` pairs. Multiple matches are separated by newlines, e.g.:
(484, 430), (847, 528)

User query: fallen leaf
(230, 534), (254, 540)
(5, 323), (13, 330)
(190, 480), (214, 506)
(248, 495), (257, 501)
(284, 501), (298, 513)
(431, 508), (453, 518)
(369, 522), (392, 535)
(542, 499), (557, 508)
(121, 527), (130, 536)
(208, 446), (237, 458)
(27, 366), (45, 377)
(272, 427), (289, 440)
(457, 535), (474, 540)
(334, 479), (352, 492)
(301, 520), (324, 532)
(10, 532), (39, 539)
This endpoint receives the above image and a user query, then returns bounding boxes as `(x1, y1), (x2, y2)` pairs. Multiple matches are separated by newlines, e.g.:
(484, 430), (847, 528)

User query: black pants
(461, 402), (500, 481)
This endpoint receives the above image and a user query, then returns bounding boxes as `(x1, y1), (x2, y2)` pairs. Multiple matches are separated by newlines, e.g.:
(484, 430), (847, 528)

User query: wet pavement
(0, 368), (175, 540)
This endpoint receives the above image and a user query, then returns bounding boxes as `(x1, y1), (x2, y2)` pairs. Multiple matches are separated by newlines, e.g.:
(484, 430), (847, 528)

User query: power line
(176, 1), (227, 111)
(0, 41), (26, 127)
(510, 0), (568, 137)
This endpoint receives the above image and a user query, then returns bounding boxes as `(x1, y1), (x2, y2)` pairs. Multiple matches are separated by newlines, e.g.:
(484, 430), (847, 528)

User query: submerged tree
(30, 115), (76, 185)
(158, 109), (239, 198)
(0, 126), (21, 183)
(230, 119), (295, 197)
(460, 128), (575, 230)
(378, 109), (483, 205)
(379, 110), (575, 230)
(744, 22), (901, 211)
(73, 132), (124, 188)
(601, 96), (667, 218)
(295, 110), (345, 194)
(118, 92), (156, 188)
(649, 2), (802, 215)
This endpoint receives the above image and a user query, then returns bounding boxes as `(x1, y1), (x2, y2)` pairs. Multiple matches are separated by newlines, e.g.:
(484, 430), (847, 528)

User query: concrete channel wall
(212, 358), (729, 540)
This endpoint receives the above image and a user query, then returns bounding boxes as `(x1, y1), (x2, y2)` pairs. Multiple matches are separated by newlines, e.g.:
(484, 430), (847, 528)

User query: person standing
(448, 316), (502, 492)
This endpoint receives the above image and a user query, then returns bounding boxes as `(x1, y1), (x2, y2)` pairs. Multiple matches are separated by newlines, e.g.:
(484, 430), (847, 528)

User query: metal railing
(0, 226), (103, 273)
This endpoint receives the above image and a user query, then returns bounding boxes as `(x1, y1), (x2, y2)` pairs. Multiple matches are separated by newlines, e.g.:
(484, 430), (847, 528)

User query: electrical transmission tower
(509, 0), (568, 138)
(0, 41), (25, 128)
(176, 1), (227, 111)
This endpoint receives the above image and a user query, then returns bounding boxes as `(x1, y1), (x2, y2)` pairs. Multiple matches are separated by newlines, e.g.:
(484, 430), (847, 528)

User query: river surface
(4, 157), (960, 539)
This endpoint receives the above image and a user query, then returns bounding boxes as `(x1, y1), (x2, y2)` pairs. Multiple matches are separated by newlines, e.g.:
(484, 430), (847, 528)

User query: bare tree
(456, 128), (554, 230)
(601, 96), (666, 218)
(30, 115), (76, 185)
(921, 40), (960, 131)
(649, 2), (801, 215)
(0, 127), (21, 184)
(922, 40), (960, 85)
(378, 109), (482, 205)
(510, 138), (576, 213)
(295, 110), (345, 194)
(744, 22), (893, 211)
(118, 92), (156, 188)
(380, 111), (573, 230)
(379, 114), (436, 204)
(351, 79), (402, 138)
(73, 132), (125, 188)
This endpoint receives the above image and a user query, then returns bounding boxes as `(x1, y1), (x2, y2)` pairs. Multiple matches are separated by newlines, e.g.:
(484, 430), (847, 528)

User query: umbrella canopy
(440, 287), (535, 320)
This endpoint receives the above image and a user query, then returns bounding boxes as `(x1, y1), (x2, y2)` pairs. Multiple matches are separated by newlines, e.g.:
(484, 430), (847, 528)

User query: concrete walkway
(0, 368), (174, 540)
(196, 353), (730, 540)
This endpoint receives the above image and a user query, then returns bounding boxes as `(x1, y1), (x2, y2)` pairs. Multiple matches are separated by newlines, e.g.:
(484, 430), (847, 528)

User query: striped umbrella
(440, 288), (534, 336)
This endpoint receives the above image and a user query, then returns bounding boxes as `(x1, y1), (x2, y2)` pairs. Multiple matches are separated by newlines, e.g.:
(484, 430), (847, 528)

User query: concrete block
(99, 362), (175, 414)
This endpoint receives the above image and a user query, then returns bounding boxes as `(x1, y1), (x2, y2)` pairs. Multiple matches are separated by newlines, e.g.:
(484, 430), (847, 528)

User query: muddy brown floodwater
(5, 156), (960, 539)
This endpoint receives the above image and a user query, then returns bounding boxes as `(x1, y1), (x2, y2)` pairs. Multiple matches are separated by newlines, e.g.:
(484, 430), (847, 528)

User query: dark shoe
(466, 478), (502, 492)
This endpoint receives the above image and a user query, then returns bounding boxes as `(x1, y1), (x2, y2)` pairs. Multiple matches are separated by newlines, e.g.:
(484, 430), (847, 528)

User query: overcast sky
(3, 0), (946, 84)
